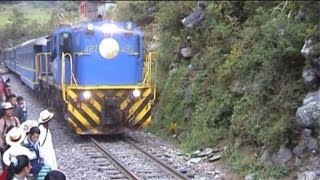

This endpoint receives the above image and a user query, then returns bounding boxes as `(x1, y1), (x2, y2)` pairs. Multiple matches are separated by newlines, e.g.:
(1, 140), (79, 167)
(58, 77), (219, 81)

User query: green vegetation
(151, 1), (311, 150)
(224, 148), (289, 179)
(0, 1), (79, 49)
(112, 1), (159, 44)
(111, 1), (318, 178)
(24, 9), (51, 24)
(0, 4), (51, 27)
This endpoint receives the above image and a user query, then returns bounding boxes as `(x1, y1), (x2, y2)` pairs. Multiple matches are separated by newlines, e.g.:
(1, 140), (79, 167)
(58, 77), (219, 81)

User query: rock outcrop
(178, 1), (207, 60)
(296, 28), (320, 130)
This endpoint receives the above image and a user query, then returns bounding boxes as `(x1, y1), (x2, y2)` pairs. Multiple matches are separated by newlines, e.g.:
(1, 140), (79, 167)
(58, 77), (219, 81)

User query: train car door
(11, 49), (16, 72)
(51, 34), (59, 83)
(55, 31), (72, 85)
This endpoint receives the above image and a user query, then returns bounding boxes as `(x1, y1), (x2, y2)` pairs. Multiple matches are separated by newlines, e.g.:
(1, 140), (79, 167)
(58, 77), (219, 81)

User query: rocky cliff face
(285, 27), (320, 179)
(296, 28), (320, 131)
(139, 1), (320, 178)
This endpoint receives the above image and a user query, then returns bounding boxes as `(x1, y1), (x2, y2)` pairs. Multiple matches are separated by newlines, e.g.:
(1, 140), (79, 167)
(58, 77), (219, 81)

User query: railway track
(82, 137), (189, 180)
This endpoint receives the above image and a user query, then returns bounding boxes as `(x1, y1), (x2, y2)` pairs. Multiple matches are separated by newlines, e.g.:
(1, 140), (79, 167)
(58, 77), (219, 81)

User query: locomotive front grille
(101, 96), (126, 126)
(66, 87), (153, 135)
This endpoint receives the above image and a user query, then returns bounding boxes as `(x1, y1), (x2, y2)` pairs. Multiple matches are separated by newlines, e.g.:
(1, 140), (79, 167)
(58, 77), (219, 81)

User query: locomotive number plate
(84, 45), (98, 53)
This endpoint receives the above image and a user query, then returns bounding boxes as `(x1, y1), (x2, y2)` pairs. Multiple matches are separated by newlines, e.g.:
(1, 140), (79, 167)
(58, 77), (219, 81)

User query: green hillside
(0, 1), (78, 48)
(0, 3), (52, 27)
(111, 1), (320, 178)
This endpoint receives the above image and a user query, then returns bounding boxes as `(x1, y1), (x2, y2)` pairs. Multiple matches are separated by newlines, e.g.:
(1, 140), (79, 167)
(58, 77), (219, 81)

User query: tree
(4, 7), (28, 47)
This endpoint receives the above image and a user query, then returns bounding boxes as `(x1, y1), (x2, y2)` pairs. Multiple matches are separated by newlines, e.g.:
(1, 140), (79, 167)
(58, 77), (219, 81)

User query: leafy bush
(225, 148), (289, 178)
(114, 1), (316, 177)
(152, 1), (313, 151)
(112, 1), (159, 26)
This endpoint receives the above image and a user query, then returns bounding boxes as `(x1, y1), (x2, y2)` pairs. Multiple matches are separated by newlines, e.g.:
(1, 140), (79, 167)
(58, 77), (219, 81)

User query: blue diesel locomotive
(4, 20), (156, 135)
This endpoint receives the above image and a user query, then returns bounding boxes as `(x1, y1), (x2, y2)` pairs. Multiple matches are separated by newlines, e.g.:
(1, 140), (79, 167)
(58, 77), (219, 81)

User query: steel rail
(90, 138), (139, 180)
(124, 138), (190, 180)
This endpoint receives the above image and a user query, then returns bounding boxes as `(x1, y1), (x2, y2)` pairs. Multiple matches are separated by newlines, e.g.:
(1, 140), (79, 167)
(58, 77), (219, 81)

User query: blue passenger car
(8, 36), (48, 89)
(4, 48), (15, 72)
(3, 48), (12, 70)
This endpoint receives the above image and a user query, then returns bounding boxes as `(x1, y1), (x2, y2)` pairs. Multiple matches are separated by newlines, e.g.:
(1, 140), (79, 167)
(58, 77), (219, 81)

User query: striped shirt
(37, 165), (51, 180)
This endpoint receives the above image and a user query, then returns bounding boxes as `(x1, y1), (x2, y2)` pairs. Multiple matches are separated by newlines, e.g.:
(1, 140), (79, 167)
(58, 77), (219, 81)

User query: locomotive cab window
(59, 32), (72, 54)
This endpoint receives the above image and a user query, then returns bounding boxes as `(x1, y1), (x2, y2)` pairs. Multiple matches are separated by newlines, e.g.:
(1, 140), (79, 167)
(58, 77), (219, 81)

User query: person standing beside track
(0, 77), (6, 105)
(17, 96), (27, 122)
(44, 170), (66, 180)
(37, 109), (57, 171)
(6, 155), (31, 180)
(7, 94), (25, 124)
(0, 102), (20, 152)
(0, 126), (31, 179)
(23, 126), (44, 180)
(3, 77), (11, 102)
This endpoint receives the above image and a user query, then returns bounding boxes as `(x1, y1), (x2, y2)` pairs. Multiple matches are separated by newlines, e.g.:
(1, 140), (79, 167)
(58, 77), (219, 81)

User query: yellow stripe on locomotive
(65, 86), (153, 135)
(61, 51), (156, 135)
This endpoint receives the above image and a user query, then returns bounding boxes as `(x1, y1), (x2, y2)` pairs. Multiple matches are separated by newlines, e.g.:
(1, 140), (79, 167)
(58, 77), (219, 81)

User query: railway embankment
(112, 1), (320, 179)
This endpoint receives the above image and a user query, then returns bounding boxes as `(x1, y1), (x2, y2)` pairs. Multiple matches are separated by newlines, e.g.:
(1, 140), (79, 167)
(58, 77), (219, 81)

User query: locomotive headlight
(125, 22), (133, 30)
(87, 23), (94, 31)
(132, 89), (141, 98)
(82, 91), (92, 100)
(99, 38), (120, 59)
(101, 23), (118, 34)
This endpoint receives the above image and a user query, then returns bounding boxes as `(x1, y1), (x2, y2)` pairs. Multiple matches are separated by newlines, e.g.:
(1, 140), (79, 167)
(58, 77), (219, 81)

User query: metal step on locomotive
(2, 20), (156, 135)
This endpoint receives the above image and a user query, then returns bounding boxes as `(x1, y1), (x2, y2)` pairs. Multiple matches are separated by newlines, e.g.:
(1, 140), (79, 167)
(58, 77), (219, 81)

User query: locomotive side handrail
(61, 52), (78, 103)
(61, 52), (78, 86)
(61, 52), (70, 103)
(151, 52), (157, 103)
(35, 52), (51, 82)
(142, 58), (149, 85)
(45, 54), (48, 82)
(61, 52), (67, 103)
(144, 52), (157, 102)
(143, 52), (154, 85)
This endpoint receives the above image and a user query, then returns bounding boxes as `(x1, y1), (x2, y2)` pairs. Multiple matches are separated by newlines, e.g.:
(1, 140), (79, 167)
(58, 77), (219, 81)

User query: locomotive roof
(52, 20), (143, 35)
(13, 36), (49, 49)
(2, 47), (12, 51)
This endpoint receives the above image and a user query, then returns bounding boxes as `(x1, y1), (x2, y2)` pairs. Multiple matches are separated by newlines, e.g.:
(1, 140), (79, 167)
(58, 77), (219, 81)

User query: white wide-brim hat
(38, 109), (54, 124)
(3, 145), (32, 166)
(20, 120), (39, 134)
(5, 127), (26, 146)
(2, 102), (13, 110)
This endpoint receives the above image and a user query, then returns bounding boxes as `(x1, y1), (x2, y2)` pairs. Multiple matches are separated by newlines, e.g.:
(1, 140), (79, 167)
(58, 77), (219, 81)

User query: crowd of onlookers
(0, 75), (65, 180)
